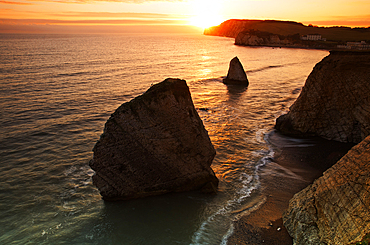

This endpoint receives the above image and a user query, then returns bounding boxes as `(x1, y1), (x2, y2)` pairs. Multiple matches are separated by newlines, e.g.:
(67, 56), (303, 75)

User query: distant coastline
(204, 19), (370, 50)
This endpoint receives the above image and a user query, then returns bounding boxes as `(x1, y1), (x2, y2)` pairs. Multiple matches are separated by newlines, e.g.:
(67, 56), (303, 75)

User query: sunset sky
(1, 0), (369, 33)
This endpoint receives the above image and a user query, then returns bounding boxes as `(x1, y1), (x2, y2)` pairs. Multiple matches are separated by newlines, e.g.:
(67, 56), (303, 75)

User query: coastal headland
(205, 19), (370, 50)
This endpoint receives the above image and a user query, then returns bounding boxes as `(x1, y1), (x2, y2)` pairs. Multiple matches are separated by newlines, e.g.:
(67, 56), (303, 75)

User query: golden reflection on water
(0, 33), (330, 244)
(197, 68), (213, 78)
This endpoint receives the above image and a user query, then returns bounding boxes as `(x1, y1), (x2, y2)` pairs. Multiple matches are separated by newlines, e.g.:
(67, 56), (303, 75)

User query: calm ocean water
(0, 33), (328, 244)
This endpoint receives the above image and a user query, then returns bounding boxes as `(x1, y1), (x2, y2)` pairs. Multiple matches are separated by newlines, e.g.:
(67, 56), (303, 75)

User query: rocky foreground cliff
(90, 78), (218, 201)
(275, 51), (370, 244)
(283, 135), (370, 245)
(276, 51), (370, 143)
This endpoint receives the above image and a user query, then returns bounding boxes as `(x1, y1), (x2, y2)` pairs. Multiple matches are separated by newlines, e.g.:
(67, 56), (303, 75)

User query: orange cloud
(0, 17), (186, 25)
(0, 0), (34, 5)
(0, 7), (188, 23)
(52, 11), (179, 19)
(7, 0), (184, 3)
(0, 9), (190, 33)
(0, 21), (201, 33)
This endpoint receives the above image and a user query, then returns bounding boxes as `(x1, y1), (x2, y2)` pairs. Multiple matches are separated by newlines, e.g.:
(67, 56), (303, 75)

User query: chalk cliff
(283, 135), (370, 245)
(235, 31), (298, 47)
(90, 78), (218, 201)
(276, 51), (370, 143)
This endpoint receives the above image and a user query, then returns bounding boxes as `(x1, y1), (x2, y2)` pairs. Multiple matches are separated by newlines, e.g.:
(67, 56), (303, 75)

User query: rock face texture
(283, 135), (370, 245)
(223, 56), (249, 86)
(234, 31), (335, 49)
(235, 31), (296, 47)
(90, 78), (218, 201)
(276, 51), (370, 143)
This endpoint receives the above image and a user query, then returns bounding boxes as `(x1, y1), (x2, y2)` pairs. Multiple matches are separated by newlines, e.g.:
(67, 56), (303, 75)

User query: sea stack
(276, 51), (370, 143)
(223, 56), (249, 86)
(89, 78), (218, 201)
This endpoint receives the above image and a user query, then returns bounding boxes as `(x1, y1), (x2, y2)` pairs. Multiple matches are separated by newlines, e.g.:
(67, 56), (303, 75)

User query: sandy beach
(227, 131), (355, 244)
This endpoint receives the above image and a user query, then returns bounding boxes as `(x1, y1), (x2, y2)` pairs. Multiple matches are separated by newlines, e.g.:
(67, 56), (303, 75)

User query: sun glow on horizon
(188, 0), (225, 29)
(1, 0), (370, 33)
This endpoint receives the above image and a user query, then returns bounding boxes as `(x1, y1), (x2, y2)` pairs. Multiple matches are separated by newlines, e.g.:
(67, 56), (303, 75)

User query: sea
(0, 33), (328, 245)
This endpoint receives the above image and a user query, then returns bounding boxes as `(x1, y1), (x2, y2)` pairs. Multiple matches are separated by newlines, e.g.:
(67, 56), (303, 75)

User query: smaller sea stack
(90, 78), (218, 201)
(223, 56), (249, 86)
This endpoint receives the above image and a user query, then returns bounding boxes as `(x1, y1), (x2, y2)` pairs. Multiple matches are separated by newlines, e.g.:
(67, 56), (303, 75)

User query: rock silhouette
(223, 56), (249, 86)
(90, 78), (218, 201)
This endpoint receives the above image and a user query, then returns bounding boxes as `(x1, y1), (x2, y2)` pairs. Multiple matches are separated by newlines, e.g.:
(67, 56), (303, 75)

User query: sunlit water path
(0, 33), (328, 244)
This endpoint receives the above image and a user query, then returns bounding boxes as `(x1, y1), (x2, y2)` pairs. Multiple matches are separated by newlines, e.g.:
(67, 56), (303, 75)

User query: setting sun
(189, 14), (225, 29)
(188, 0), (225, 29)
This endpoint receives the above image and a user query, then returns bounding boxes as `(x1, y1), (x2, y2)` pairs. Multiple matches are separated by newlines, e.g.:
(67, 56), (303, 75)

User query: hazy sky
(1, 0), (369, 33)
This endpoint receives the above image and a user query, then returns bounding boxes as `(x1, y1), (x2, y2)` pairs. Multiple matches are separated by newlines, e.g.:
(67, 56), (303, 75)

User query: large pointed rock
(223, 56), (249, 86)
(90, 78), (218, 201)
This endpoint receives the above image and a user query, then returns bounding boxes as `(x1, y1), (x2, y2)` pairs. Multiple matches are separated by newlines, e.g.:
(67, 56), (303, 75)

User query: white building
(337, 41), (370, 50)
(301, 34), (326, 41)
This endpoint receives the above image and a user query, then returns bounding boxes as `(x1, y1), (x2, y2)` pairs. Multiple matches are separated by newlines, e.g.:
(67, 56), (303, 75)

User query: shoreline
(227, 131), (355, 244)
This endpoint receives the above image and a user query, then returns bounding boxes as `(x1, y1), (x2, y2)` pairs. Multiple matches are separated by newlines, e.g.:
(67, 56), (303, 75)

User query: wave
(190, 147), (274, 245)
(247, 62), (299, 73)
(57, 71), (91, 77)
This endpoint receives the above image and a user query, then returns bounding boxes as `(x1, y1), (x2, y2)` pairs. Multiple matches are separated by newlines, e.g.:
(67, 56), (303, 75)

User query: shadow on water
(268, 131), (356, 176)
(225, 84), (248, 103)
(90, 191), (217, 244)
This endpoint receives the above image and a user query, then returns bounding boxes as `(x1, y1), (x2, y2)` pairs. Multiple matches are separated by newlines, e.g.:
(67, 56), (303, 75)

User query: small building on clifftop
(301, 34), (326, 41)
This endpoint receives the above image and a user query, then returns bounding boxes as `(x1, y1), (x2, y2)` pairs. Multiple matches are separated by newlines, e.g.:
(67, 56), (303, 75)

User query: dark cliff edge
(274, 51), (370, 244)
